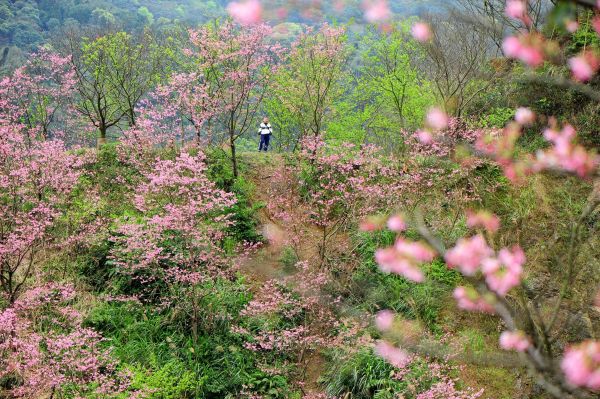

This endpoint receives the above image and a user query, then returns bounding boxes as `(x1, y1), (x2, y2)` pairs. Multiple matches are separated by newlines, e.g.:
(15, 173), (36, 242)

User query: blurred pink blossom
(411, 22), (432, 42)
(426, 107), (449, 131)
(362, 0), (391, 23)
(505, 0), (531, 25)
(566, 20), (579, 33)
(466, 210), (500, 233)
(445, 235), (493, 275)
(562, 340), (600, 390)
(536, 124), (599, 177)
(568, 53), (600, 82)
(502, 36), (544, 67)
(387, 215), (406, 232)
(375, 341), (411, 368)
(499, 330), (530, 352)
(453, 286), (495, 313)
(482, 246), (525, 296)
(375, 239), (435, 282)
(227, 0), (263, 25)
(515, 107), (535, 125)
(416, 130), (433, 144)
(375, 310), (394, 331)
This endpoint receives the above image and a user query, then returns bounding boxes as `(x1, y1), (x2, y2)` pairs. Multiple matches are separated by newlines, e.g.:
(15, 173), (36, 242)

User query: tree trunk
(230, 132), (238, 178)
(97, 125), (107, 148)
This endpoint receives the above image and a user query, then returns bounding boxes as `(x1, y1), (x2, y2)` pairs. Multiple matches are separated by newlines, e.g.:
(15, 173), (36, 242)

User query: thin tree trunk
(98, 125), (107, 147)
(230, 132), (238, 178)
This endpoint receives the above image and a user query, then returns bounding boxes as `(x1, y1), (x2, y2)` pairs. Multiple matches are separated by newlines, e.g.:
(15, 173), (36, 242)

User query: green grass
(349, 230), (461, 332)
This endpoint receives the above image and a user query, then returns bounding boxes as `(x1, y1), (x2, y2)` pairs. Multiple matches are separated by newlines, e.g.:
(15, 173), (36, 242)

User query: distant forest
(0, 0), (441, 71)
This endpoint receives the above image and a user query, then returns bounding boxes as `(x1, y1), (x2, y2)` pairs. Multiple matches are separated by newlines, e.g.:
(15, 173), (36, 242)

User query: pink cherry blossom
(505, 1), (526, 19)
(426, 107), (449, 131)
(375, 310), (395, 331)
(375, 239), (435, 282)
(568, 54), (600, 82)
(566, 20), (579, 33)
(387, 215), (406, 232)
(502, 36), (523, 58)
(445, 235), (493, 275)
(505, 0), (532, 25)
(481, 246), (525, 296)
(375, 341), (412, 368)
(536, 124), (599, 177)
(466, 210), (500, 233)
(562, 340), (600, 390)
(502, 35), (545, 67)
(515, 107), (535, 126)
(375, 247), (425, 282)
(416, 130), (433, 144)
(499, 330), (530, 352)
(453, 286), (495, 313)
(375, 238), (435, 282)
(227, 0), (263, 25)
(592, 16), (600, 35)
(411, 22), (432, 42)
(362, 0), (391, 23)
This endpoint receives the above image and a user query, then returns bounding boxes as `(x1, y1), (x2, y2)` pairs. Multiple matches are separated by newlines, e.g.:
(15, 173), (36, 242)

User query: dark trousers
(259, 134), (271, 151)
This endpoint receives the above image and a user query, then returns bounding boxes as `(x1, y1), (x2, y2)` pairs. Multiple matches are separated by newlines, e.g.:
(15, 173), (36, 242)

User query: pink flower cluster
(445, 235), (493, 276)
(227, 0), (263, 25)
(0, 122), (81, 303)
(234, 261), (339, 359)
(536, 124), (599, 177)
(466, 210), (500, 233)
(375, 341), (412, 368)
(505, 0), (532, 26)
(111, 149), (236, 294)
(502, 34), (547, 67)
(446, 235), (525, 296)
(375, 239), (435, 282)
(568, 52), (600, 82)
(411, 22), (432, 42)
(499, 330), (530, 352)
(562, 340), (600, 390)
(453, 286), (495, 313)
(362, 0), (391, 23)
(0, 284), (132, 398)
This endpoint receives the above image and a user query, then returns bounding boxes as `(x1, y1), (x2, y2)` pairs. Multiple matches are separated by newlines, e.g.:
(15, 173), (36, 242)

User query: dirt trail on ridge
(238, 153), (328, 396)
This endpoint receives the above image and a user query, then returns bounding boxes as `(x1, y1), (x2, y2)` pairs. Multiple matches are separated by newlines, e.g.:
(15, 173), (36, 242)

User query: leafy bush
(85, 279), (294, 398)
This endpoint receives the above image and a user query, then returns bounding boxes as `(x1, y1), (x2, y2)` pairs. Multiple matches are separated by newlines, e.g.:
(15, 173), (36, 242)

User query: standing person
(258, 117), (273, 152)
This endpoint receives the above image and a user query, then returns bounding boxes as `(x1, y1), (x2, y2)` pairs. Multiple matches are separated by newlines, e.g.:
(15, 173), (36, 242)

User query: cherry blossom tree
(184, 22), (282, 177)
(111, 147), (236, 341)
(0, 283), (133, 398)
(372, 2), (600, 396)
(0, 49), (76, 142)
(0, 122), (81, 304)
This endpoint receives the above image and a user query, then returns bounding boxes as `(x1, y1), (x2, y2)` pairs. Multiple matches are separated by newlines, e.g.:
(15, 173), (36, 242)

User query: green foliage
(322, 348), (437, 399)
(206, 149), (262, 244)
(478, 107), (515, 128)
(80, 143), (140, 217)
(350, 231), (460, 331)
(128, 359), (200, 399)
(322, 348), (397, 399)
(85, 278), (292, 398)
(279, 246), (299, 273)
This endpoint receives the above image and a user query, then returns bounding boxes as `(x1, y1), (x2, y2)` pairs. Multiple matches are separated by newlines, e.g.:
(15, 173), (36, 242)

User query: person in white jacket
(258, 117), (273, 152)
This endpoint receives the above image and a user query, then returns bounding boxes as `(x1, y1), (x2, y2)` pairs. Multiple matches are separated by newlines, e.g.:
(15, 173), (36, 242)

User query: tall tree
(269, 24), (348, 148)
(62, 29), (166, 145)
(422, 16), (499, 117)
(186, 21), (281, 177)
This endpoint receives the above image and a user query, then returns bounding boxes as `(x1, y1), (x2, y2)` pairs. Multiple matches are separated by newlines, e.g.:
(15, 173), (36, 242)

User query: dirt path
(238, 153), (328, 396)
